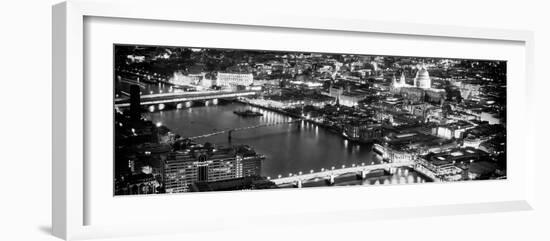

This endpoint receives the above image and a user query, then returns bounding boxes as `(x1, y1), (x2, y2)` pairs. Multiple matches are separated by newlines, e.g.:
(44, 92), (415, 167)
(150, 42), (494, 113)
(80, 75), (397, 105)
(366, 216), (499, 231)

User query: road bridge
(270, 161), (415, 186)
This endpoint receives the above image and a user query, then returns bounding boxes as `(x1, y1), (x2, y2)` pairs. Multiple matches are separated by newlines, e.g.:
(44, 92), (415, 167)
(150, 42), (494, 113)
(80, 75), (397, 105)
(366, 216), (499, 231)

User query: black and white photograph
(7, 0), (550, 240)
(113, 45), (507, 195)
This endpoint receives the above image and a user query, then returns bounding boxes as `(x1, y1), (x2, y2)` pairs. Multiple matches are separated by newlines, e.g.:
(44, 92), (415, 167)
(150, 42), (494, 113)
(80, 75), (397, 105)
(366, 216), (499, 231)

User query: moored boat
(233, 109), (263, 117)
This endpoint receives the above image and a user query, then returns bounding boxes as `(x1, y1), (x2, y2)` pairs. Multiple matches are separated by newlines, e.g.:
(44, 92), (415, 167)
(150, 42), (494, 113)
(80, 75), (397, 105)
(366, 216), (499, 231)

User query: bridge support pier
(228, 130), (232, 142)
(294, 180), (302, 188)
(360, 170), (367, 180)
(389, 167), (397, 175)
(326, 175), (335, 186)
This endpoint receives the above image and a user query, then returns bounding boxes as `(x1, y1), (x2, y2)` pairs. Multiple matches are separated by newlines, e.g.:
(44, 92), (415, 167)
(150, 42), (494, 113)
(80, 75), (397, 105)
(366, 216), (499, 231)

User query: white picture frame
(52, 0), (536, 240)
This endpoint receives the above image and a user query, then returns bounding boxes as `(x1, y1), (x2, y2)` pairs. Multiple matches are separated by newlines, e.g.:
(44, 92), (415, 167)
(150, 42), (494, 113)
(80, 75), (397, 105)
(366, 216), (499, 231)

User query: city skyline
(114, 44), (507, 195)
(116, 44), (508, 63)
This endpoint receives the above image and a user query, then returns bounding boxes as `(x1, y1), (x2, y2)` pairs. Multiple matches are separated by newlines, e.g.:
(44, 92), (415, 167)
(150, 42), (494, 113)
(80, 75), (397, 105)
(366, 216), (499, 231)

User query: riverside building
(215, 72), (254, 87)
(164, 145), (264, 193)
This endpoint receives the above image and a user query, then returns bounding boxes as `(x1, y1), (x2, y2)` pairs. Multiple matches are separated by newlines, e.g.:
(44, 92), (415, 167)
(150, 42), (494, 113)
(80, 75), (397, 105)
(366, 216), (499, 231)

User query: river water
(144, 102), (429, 186)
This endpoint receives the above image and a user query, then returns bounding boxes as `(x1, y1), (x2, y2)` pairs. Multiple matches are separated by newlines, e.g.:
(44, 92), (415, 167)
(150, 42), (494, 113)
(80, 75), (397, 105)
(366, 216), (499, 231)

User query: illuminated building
(375, 124), (452, 163)
(462, 135), (486, 148)
(384, 147), (418, 163)
(417, 147), (489, 181)
(424, 88), (446, 104)
(479, 136), (506, 155)
(453, 80), (482, 100)
(416, 155), (463, 180)
(343, 122), (383, 143)
(163, 145), (264, 193)
(391, 72), (410, 89)
(417, 156), (462, 176)
(414, 65), (431, 89)
(481, 111), (501, 125)
(326, 86), (366, 107)
(199, 78), (213, 88)
(215, 72), (254, 87)
(260, 89), (334, 109)
(375, 132), (423, 163)
(126, 54), (145, 63)
(169, 72), (204, 86)
(403, 103), (431, 118)
(460, 123), (505, 148)
(434, 121), (475, 139)
(390, 67), (446, 104)
(337, 94), (364, 107)
(288, 80), (324, 90)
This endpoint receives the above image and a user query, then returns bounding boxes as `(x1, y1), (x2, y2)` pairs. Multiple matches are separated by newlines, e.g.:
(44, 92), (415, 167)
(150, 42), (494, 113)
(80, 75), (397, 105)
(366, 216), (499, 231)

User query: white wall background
(0, 0), (548, 240)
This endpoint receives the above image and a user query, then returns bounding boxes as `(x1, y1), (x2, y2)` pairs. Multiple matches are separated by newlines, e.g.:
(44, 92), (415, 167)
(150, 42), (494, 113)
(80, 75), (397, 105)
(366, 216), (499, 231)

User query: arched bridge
(269, 161), (415, 186)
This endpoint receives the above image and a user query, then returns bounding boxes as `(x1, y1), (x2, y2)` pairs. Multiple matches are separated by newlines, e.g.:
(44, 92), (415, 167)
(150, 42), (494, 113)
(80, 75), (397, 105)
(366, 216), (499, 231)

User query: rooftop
(424, 147), (488, 164)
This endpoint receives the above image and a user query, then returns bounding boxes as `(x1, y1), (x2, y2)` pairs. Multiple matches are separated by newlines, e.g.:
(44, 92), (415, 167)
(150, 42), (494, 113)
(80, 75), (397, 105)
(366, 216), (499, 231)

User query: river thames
(144, 101), (429, 185)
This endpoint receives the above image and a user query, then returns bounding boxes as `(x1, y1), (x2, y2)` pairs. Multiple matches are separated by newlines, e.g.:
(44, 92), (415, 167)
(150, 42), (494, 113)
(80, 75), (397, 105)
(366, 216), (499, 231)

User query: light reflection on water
(145, 102), (429, 185)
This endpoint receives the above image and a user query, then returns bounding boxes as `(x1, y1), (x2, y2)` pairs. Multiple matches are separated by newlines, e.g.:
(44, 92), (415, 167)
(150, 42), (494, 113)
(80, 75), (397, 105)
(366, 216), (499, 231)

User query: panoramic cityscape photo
(113, 44), (507, 195)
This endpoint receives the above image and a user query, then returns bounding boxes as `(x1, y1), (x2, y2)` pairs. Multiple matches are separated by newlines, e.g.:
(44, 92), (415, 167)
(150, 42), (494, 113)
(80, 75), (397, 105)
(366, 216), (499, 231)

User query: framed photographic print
(113, 44), (506, 193)
(52, 0), (536, 240)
